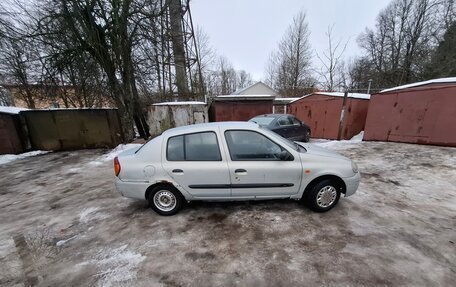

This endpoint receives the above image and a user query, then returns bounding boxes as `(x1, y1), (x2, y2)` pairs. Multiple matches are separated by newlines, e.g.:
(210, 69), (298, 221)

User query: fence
(0, 108), (123, 154)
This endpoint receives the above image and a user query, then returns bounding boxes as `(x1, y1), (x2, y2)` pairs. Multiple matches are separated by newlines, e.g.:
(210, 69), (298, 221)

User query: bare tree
(204, 56), (254, 97)
(0, 36), (42, 108)
(0, 85), (12, 106)
(266, 11), (314, 96)
(194, 26), (215, 75)
(316, 25), (348, 91)
(356, 0), (449, 89)
(237, 70), (252, 89)
(31, 0), (158, 139)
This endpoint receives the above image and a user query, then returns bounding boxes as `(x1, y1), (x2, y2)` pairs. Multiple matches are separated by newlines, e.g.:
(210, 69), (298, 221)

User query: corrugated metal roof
(380, 77), (456, 93)
(289, 92), (370, 104)
(213, 95), (275, 101)
(153, 101), (206, 106)
(314, 92), (371, 100)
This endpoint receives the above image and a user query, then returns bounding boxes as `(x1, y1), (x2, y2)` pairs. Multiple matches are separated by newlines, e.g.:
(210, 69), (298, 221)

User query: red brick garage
(288, 92), (370, 140)
(364, 78), (456, 147)
(209, 95), (274, 122)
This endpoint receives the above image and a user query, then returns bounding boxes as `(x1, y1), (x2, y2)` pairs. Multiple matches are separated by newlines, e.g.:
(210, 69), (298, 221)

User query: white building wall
(147, 104), (208, 137)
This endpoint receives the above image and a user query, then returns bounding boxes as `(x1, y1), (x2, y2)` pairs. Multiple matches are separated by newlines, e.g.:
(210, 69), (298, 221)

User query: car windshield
(249, 116), (275, 126)
(259, 126), (306, 153)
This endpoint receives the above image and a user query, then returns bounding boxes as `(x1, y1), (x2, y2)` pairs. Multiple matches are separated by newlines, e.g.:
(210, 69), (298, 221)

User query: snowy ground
(0, 140), (455, 286)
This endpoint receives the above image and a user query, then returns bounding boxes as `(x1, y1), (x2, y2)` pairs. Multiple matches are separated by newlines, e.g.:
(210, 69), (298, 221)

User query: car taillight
(114, 156), (121, 176)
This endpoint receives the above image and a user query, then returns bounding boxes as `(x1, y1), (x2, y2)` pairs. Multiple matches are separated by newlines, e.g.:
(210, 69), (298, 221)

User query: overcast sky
(191, 0), (391, 81)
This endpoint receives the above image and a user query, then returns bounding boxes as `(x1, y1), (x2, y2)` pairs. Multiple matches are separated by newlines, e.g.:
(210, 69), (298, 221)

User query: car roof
(252, 114), (295, 118)
(162, 121), (259, 136)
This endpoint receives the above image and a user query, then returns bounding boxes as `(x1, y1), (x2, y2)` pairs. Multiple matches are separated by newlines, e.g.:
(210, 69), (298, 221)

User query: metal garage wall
(341, 99), (370, 140)
(289, 95), (343, 139)
(0, 113), (26, 154)
(22, 109), (123, 151)
(209, 100), (273, 122)
(364, 85), (456, 147)
(289, 94), (369, 140)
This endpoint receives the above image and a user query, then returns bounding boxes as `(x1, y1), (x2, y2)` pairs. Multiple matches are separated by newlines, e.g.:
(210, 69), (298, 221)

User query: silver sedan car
(114, 122), (360, 215)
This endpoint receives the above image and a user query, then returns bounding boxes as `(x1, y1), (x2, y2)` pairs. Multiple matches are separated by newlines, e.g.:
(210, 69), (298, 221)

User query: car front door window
(223, 129), (302, 197)
(225, 130), (283, 160)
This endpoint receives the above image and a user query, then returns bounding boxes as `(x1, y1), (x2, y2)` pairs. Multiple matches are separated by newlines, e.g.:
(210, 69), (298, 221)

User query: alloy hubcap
(153, 190), (177, 212)
(316, 185), (337, 208)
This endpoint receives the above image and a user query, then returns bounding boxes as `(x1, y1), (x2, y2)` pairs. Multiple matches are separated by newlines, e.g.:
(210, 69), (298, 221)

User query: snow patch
(99, 144), (142, 162)
(87, 144), (142, 166)
(0, 150), (49, 165)
(56, 235), (77, 247)
(88, 245), (145, 287)
(0, 106), (28, 114)
(79, 207), (109, 224)
(350, 131), (364, 142)
(67, 167), (82, 173)
(311, 131), (364, 149)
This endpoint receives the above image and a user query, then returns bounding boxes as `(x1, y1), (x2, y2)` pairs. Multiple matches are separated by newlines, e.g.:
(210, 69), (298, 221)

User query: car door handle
(172, 169), (184, 174)
(235, 169), (247, 175)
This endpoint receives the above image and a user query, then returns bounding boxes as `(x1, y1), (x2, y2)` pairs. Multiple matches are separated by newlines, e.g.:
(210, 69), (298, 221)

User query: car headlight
(351, 161), (359, 173)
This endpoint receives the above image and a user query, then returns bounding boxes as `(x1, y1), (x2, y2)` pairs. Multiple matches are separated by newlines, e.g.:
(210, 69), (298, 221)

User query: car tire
(147, 185), (184, 216)
(303, 130), (311, 142)
(305, 179), (341, 212)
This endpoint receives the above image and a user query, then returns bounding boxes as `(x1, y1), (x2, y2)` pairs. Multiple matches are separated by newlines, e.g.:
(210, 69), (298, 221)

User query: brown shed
(0, 107), (28, 155)
(364, 78), (456, 147)
(288, 92), (370, 140)
(209, 95), (274, 122)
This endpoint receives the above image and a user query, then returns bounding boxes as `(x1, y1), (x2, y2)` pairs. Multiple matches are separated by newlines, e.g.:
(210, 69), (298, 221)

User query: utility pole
(367, 79), (373, 94)
(337, 91), (349, 140)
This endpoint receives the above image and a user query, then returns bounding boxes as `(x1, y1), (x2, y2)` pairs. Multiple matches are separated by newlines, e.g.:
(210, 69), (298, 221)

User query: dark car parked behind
(249, 114), (311, 142)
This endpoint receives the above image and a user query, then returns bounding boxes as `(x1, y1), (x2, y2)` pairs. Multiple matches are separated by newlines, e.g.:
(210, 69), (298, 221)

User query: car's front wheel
(148, 185), (184, 216)
(303, 129), (311, 142)
(305, 179), (341, 212)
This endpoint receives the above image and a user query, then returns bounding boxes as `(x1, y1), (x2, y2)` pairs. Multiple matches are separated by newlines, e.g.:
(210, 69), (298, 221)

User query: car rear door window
(278, 116), (292, 126)
(167, 135), (185, 161)
(185, 132), (221, 161)
(290, 116), (301, 125)
(225, 130), (282, 160)
(167, 132), (221, 161)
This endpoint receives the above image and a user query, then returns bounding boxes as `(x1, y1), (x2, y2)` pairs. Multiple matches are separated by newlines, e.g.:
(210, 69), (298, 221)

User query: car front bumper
(343, 172), (360, 197)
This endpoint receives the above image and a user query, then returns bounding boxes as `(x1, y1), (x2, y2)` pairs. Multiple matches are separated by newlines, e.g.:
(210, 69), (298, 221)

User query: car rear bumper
(343, 172), (360, 197)
(115, 178), (148, 200)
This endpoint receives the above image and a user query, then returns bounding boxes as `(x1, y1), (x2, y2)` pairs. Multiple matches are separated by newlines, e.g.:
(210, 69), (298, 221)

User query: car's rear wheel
(305, 179), (341, 212)
(148, 185), (183, 216)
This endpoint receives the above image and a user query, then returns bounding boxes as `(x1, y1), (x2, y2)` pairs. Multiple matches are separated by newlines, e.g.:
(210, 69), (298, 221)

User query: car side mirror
(277, 150), (293, 161)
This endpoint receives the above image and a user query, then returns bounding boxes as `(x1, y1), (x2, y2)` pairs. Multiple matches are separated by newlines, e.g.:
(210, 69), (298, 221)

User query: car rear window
(249, 116), (275, 126)
(167, 132), (221, 161)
